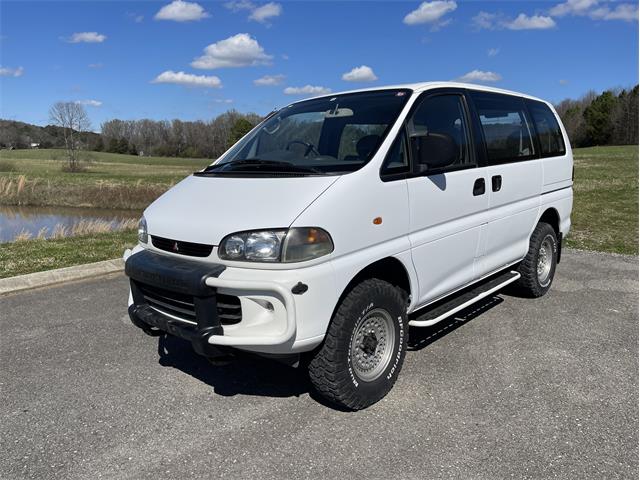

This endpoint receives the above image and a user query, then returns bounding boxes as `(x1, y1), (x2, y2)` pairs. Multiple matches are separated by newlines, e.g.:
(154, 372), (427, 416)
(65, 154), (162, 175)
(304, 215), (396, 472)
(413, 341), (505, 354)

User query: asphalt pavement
(1, 249), (638, 479)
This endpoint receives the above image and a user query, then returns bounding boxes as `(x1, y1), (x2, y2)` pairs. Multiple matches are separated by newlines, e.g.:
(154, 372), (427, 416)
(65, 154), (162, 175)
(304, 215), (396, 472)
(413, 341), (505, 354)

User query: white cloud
(249, 2), (282, 23)
(473, 11), (555, 30)
(254, 74), (285, 86)
(472, 11), (497, 29)
(505, 14), (556, 30)
(88, 63), (103, 69)
(0, 66), (24, 77)
(549, 0), (598, 17)
(191, 33), (272, 69)
(487, 48), (499, 57)
(342, 65), (378, 82)
(457, 70), (502, 83)
(75, 99), (102, 107)
(559, 79), (569, 85)
(224, 0), (255, 11)
(213, 98), (234, 104)
(225, 1), (283, 23)
(154, 1), (209, 22)
(152, 70), (222, 88)
(283, 85), (332, 96)
(68, 32), (107, 43)
(403, 1), (457, 25)
(550, 0), (638, 21)
(589, 3), (638, 21)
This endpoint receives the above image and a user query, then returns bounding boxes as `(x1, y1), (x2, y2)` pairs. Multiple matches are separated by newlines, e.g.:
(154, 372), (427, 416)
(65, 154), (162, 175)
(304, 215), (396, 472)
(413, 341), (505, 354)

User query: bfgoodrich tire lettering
(308, 278), (408, 410)
(514, 222), (558, 298)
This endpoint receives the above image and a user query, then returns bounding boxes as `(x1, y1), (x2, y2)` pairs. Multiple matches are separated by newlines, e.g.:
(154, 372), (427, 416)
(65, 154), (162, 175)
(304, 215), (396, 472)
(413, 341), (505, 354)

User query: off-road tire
(308, 279), (408, 410)
(514, 222), (558, 298)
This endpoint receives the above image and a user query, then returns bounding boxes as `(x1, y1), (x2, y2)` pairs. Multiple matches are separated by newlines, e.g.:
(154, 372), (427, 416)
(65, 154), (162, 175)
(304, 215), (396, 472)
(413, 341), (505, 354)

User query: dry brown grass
(12, 218), (138, 242)
(0, 175), (168, 209)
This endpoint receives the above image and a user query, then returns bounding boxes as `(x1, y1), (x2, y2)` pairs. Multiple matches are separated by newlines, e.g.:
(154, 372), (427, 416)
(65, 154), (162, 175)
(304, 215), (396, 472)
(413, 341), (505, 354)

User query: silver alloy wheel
(537, 236), (554, 286)
(350, 308), (396, 382)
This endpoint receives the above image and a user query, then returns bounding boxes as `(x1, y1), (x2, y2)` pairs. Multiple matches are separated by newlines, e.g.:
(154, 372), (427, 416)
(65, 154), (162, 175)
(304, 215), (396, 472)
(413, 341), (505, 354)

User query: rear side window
(527, 100), (566, 157)
(472, 93), (535, 164)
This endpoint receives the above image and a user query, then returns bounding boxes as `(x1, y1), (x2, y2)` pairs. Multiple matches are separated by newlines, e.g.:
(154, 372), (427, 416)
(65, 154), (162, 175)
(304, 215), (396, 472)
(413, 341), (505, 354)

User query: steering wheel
(286, 140), (320, 157)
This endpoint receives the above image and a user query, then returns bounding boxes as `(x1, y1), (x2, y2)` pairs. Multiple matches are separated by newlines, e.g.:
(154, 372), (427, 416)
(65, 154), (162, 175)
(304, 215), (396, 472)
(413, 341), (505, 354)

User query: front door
(406, 92), (489, 307)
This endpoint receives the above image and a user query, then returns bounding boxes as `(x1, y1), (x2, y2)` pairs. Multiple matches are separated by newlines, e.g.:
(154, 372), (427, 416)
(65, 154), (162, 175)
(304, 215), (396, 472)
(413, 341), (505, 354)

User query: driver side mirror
(411, 132), (457, 173)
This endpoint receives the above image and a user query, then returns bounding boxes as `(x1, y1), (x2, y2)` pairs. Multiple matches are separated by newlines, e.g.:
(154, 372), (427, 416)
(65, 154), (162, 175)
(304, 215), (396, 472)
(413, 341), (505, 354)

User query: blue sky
(1, 1), (638, 129)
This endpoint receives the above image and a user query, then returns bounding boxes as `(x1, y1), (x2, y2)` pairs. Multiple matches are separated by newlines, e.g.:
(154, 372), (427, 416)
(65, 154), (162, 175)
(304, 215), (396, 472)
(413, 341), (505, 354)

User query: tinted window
(408, 94), (472, 170)
(527, 100), (566, 157)
(472, 93), (535, 164)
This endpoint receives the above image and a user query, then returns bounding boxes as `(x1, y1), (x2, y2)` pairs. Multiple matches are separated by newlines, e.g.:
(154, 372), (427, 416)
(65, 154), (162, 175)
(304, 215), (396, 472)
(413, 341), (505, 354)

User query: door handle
(492, 175), (502, 192)
(473, 178), (485, 196)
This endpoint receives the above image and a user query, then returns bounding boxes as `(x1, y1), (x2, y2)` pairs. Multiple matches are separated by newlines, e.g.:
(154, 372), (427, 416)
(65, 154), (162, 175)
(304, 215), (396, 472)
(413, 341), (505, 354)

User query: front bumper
(125, 248), (298, 356)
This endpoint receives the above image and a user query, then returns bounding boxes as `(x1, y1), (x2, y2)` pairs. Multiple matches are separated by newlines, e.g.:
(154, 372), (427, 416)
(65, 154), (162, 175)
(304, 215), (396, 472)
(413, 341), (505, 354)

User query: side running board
(409, 270), (521, 328)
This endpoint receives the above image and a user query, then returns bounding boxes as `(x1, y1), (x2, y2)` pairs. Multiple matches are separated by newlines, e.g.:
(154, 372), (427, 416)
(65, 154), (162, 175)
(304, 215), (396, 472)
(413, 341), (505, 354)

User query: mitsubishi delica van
(124, 82), (573, 410)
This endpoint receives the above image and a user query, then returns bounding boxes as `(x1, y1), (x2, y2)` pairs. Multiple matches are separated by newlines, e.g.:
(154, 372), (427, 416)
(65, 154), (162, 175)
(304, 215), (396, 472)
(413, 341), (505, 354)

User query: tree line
(98, 111), (262, 159)
(556, 85), (638, 148)
(1, 85), (637, 157)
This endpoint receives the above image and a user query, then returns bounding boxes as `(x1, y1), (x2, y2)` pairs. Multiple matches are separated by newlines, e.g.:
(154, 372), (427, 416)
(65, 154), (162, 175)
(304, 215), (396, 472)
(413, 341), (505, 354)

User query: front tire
(514, 222), (558, 298)
(308, 279), (408, 410)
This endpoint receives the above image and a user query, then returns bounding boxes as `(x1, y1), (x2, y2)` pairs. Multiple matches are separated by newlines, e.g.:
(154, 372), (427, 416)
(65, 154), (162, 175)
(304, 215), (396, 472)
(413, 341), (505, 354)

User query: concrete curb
(0, 258), (124, 296)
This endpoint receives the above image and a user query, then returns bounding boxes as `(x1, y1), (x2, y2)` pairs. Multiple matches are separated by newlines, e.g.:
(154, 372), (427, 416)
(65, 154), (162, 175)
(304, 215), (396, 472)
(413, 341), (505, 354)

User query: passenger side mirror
(411, 132), (458, 173)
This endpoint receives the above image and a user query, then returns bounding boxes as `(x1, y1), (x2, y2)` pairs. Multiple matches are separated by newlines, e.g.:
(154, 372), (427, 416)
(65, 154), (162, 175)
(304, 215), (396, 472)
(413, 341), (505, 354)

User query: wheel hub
(350, 308), (396, 382)
(537, 236), (554, 286)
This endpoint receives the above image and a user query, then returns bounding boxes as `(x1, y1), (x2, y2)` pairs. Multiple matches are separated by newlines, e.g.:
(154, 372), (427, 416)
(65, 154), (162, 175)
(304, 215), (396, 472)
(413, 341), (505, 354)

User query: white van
(124, 82), (573, 410)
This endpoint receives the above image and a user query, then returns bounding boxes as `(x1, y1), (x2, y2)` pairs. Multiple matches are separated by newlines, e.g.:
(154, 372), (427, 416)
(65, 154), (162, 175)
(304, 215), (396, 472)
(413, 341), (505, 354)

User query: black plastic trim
(125, 249), (225, 297)
(125, 249), (229, 358)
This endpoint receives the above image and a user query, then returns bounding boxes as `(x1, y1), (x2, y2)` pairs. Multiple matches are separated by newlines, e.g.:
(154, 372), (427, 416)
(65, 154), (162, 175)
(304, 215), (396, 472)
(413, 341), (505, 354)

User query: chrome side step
(408, 271), (521, 328)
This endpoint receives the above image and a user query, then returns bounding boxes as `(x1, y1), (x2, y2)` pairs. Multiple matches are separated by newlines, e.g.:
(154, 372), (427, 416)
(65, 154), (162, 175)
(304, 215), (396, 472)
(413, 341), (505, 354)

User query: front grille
(136, 282), (241, 325)
(151, 235), (214, 258)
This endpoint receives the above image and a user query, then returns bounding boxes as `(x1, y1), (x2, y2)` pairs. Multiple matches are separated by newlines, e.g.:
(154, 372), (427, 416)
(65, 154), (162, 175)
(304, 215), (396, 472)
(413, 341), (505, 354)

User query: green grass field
(568, 145), (638, 255)
(0, 145), (637, 278)
(0, 229), (137, 279)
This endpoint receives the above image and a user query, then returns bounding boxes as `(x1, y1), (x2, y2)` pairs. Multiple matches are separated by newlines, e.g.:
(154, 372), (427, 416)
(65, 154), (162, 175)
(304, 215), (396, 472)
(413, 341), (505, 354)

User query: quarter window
(527, 100), (566, 157)
(381, 129), (409, 176)
(472, 93), (535, 164)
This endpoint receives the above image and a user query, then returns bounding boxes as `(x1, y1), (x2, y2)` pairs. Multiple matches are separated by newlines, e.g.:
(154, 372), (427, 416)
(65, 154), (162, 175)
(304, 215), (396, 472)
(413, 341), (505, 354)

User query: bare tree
(49, 101), (91, 171)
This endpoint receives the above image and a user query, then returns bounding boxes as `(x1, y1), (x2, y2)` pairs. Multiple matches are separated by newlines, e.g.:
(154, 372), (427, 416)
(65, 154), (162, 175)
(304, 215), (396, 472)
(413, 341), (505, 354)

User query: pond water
(0, 205), (139, 243)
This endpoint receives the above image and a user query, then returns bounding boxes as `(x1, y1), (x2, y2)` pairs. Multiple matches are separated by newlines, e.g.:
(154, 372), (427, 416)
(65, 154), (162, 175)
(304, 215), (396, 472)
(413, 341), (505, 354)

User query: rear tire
(514, 222), (558, 298)
(308, 279), (408, 410)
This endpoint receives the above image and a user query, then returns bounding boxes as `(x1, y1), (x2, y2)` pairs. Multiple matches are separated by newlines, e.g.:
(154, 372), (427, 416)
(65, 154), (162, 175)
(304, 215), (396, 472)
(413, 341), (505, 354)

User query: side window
(381, 129), (409, 176)
(408, 94), (472, 171)
(472, 93), (536, 164)
(527, 100), (566, 157)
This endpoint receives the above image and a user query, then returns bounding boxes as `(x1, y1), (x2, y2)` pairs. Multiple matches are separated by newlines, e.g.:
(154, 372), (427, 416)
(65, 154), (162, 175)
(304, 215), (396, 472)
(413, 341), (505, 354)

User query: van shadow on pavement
(155, 294), (506, 400)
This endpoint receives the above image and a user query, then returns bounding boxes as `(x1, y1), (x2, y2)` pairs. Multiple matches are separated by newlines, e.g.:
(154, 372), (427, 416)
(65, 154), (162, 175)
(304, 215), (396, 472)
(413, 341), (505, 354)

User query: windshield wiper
(196, 158), (326, 175)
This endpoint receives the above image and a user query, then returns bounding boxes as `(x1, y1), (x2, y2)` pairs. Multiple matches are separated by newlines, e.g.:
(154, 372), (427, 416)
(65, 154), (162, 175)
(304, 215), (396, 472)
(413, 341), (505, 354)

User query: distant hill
(0, 120), (101, 150)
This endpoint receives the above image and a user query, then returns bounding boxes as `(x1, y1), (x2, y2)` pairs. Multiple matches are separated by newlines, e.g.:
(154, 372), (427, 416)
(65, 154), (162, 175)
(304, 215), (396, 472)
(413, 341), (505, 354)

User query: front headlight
(137, 217), (148, 244)
(218, 227), (333, 263)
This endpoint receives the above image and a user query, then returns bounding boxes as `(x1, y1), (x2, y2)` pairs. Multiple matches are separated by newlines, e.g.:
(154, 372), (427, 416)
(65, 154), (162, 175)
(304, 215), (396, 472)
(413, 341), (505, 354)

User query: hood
(144, 174), (339, 246)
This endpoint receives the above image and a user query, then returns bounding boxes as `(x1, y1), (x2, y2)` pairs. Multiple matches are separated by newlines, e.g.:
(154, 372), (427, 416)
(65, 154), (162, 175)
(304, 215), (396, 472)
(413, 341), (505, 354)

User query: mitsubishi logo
(172, 241), (179, 252)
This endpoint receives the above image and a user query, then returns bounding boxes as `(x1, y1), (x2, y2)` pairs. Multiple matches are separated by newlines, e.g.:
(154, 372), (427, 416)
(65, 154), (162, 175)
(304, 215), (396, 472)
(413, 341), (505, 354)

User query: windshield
(202, 89), (411, 176)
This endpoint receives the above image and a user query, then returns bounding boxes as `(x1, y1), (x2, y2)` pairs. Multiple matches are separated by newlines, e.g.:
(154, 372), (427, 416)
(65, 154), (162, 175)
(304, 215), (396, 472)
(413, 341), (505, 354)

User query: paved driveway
(1, 249), (638, 479)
